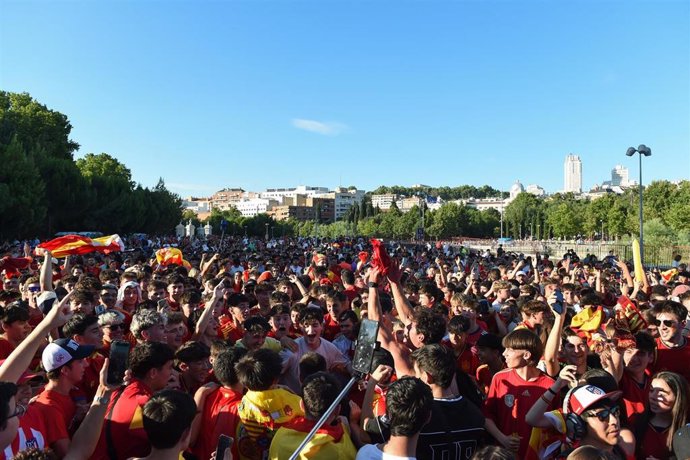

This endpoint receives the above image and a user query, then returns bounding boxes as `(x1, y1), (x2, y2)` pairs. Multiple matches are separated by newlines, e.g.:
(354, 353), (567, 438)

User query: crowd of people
(0, 234), (689, 460)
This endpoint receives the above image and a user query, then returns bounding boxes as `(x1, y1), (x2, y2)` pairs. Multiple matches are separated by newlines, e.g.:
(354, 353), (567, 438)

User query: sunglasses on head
(652, 319), (676, 327)
(583, 405), (620, 422)
(105, 324), (124, 331)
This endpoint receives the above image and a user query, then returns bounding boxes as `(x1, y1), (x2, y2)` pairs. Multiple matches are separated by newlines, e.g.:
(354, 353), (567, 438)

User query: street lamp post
(626, 144), (651, 265)
(265, 223), (270, 241)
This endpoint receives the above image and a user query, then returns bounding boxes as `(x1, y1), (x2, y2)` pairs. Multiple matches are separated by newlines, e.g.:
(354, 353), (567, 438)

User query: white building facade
(564, 154), (583, 193)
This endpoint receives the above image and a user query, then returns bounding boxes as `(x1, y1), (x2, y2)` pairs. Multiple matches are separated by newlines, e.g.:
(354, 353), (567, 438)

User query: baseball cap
(42, 338), (94, 372)
(566, 385), (622, 415)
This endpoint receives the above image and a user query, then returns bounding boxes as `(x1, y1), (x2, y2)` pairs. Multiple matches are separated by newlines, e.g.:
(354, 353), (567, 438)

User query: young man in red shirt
(484, 329), (555, 458)
(651, 300), (690, 384)
(0, 304), (31, 360)
(33, 338), (94, 458)
(91, 341), (174, 460)
(63, 313), (106, 401)
(191, 347), (246, 460)
(442, 315), (480, 377)
(219, 293), (250, 344)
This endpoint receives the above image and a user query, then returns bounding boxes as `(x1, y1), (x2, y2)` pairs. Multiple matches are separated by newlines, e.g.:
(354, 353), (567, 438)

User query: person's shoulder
(492, 368), (515, 380)
(355, 444), (383, 460)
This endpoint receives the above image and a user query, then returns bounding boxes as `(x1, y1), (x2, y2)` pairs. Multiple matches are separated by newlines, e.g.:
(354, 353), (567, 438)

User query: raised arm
(525, 365), (574, 428)
(386, 262), (414, 326)
(39, 250), (53, 292)
(544, 293), (567, 378)
(0, 290), (74, 383)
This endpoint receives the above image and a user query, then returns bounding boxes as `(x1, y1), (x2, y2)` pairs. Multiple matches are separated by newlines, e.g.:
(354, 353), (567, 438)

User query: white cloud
(291, 118), (349, 136)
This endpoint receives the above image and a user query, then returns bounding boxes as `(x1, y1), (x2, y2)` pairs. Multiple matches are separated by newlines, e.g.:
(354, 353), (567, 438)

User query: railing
(453, 239), (687, 268)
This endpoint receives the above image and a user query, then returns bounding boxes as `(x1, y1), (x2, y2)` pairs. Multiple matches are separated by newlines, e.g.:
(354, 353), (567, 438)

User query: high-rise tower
(564, 154), (582, 193)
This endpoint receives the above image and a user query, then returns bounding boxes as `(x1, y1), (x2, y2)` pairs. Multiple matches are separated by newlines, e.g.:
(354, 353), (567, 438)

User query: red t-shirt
(31, 389), (76, 444)
(0, 339), (15, 360)
(219, 317), (244, 344)
(81, 352), (106, 402)
(619, 371), (650, 420)
(631, 417), (671, 460)
(652, 338), (690, 384)
(322, 314), (340, 342)
(484, 368), (555, 459)
(91, 379), (153, 460)
(192, 386), (243, 460)
(442, 339), (480, 376)
(0, 405), (48, 459)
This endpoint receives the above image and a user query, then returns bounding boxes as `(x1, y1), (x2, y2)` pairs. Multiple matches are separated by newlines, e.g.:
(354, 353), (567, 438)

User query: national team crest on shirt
(504, 394), (515, 408)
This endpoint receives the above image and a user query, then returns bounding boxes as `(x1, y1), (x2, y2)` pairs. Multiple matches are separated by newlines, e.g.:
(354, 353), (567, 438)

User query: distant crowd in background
(0, 234), (689, 460)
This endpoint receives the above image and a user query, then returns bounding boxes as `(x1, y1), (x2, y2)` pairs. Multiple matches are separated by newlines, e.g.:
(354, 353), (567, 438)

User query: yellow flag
(632, 238), (645, 283)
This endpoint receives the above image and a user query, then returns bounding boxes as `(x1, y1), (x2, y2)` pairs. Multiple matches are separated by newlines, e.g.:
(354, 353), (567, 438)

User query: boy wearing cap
(526, 372), (635, 459)
(63, 313), (105, 401)
(32, 338), (94, 457)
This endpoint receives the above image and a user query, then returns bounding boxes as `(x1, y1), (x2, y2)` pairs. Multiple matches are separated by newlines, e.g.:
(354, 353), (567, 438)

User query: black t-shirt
(416, 396), (485, 460)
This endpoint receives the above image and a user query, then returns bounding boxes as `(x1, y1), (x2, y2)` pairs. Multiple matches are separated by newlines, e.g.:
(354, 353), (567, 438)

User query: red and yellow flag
(155, 248), (191, 269)
(37, 234), (124, 258)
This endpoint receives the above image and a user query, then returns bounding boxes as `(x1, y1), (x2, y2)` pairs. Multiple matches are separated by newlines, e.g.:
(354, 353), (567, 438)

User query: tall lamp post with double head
(626, 144), (652, 265)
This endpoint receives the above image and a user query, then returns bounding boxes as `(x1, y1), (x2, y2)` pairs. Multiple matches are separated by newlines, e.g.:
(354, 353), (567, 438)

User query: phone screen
(215, 434), (233, 460)
(107, 340), (130, 386)
(352, 319), (379, 374)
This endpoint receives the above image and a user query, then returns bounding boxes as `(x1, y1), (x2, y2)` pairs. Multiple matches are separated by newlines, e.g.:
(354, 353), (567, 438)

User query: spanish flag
(37, 234), (124, 258)
(155, 247), (191, 269)
(268, 417), (356, 460)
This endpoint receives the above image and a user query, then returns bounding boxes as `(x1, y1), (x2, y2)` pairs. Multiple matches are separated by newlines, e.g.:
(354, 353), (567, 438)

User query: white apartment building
(564, 154), (583, 193)
(371, 194), (398, 210)
(313, 187), (365, 220)
(260, 185), (329, 201)
(233, 198), (279, 217)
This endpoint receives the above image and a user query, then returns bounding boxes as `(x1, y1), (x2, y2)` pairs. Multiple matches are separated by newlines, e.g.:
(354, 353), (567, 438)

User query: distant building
(371, 194), (399, 211)
(526, 184), (546, 197)
(260, 185), (329, 201)
(211, 188), (245, 211)
(564, 154), (582, 193)
(509, 180), (525, 200)
(269, 205), (315, 222)
(606, 165), (630, 187)
(234, 198), (279, 217)
(396, 196), (424, 212)
(313, 187), (365, 220)
(182, 197), (212, 214)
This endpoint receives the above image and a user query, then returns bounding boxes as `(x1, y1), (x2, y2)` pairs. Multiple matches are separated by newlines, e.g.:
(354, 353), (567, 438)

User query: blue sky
(2, 0), (689, 198)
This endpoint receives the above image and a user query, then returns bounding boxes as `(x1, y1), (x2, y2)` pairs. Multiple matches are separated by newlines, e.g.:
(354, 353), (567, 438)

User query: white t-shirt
(356, 444), (416, 460)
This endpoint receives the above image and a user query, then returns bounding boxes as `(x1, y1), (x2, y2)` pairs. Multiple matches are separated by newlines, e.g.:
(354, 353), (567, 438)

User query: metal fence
(453, 238), (688, 268)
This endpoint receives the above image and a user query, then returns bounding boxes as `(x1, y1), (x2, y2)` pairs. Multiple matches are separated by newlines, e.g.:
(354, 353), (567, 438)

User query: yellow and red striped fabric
(37, 234), (124, 258)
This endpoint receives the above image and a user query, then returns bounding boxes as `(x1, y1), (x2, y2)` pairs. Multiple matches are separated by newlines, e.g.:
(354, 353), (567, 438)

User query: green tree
(0, 137), (46, 238)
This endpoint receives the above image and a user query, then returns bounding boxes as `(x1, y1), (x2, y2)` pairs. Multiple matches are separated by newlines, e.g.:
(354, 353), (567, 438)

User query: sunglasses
(652, 319), (677, 328)
(584, 405), (620, 422)
(105, 324), (125, 331)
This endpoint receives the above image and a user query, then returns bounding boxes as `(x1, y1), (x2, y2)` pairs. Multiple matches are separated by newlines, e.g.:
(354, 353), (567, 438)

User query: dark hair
(175, 341), (210, 365)
(234, 348), (283, 391)
(269, 304), (291, 317)
(299, 352), (327, 383)
(412, 308), (446, 345)
(63, 313), (99, 338)
(243, 316), (271, 334)
(298, 306), (324, 325)
(143, 390), (197, 449)
(0, 303), (29, 324)
(301, 372), (341, 420)
(214, 348), (247, 387)
(227, 293), (250, 307)
(341, 270), (355, 285)
(337, 310), (358, 324)
(657, 300), (687, 322)
(385, 376), (433, 437)
(166, 275), (186, 287)
(269, 291), (290, 307)
(130, 342), (175, 380)
(448, 315), (470, 335)
(411, 344), (456, 389)
(180, 290), (202, 306)
(633, 331), (656, 353)
(0, 381), (18, 430)
(10, 448), (57, 460)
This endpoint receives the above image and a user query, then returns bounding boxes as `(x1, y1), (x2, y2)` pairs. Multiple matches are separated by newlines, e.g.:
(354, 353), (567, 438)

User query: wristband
(368, 282), (379, 288)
